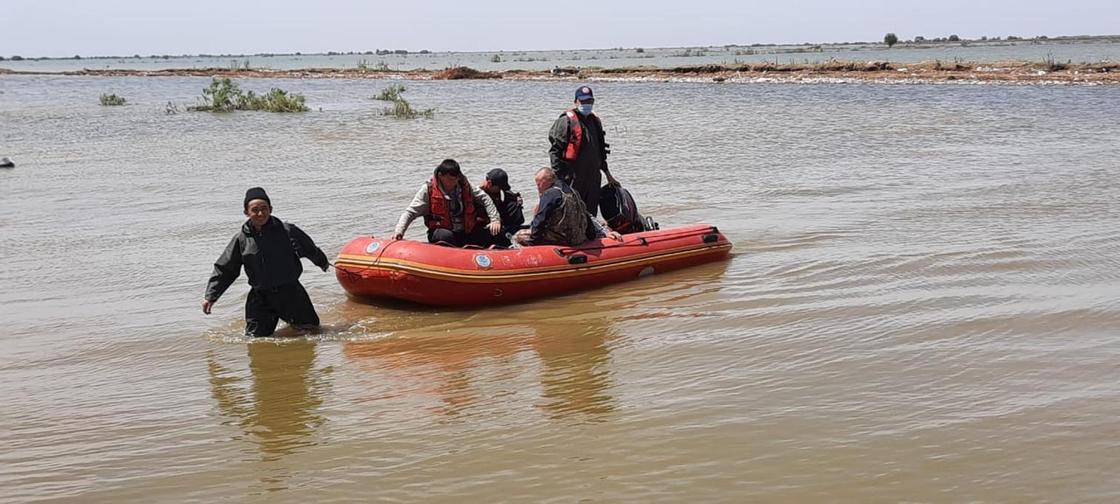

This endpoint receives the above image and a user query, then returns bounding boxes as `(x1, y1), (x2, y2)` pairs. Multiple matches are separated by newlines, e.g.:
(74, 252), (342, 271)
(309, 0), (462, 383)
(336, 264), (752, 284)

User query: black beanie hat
(244, 187), (270, 210)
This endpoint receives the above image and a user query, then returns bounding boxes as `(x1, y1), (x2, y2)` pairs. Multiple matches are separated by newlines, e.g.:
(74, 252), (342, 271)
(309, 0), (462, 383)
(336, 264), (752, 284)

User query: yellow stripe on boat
(334, 242), (731, 284)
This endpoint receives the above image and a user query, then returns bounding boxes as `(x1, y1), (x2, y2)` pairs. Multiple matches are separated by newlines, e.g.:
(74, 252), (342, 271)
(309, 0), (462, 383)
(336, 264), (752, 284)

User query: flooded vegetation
(98, 93), (126, 105)
(373, 83), (435, 119)
(187, 77), (309, 112)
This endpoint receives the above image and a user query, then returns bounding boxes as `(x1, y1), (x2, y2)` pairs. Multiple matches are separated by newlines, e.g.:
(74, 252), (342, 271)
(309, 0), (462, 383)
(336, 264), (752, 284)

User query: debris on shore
(4, 60), (1118, 85)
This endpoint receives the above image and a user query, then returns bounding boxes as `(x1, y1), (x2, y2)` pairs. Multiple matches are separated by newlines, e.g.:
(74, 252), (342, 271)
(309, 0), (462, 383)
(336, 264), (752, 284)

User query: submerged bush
(240, 88), (309, 112)
(374, 83), (406, 101)
(99, 93), (127, 106)
(383, 99), (435, 119)
(188, 77), (309, 113)
(373, 83), (434, 119)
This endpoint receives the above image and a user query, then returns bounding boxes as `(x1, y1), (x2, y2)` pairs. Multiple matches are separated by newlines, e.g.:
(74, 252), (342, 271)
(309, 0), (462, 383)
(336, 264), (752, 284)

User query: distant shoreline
(3, 60), (1118, 86)
(2, 34), (1119, 62)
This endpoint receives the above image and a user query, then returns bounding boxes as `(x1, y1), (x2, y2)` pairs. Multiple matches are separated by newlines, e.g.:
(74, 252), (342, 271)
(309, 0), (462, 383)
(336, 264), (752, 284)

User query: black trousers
(244, 282), (319, 337)
(428, 227), (491, 248)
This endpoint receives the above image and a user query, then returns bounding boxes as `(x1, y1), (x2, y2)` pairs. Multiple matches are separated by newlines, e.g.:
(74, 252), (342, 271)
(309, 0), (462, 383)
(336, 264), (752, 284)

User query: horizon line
(4, 33), (1118, 61)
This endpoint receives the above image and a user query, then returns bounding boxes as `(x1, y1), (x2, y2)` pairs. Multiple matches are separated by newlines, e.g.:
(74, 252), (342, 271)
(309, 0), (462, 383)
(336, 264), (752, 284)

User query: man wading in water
(202, 187), (330, 337)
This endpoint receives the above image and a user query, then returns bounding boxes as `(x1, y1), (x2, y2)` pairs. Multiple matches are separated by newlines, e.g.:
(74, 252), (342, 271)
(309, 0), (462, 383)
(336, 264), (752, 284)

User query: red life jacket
(562, 109), (601, 162)
(425, 175), (477, 233)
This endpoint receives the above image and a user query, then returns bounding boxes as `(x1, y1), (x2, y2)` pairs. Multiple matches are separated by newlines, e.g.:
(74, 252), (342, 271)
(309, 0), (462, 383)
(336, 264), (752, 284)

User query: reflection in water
(533, 317), (617, 420)
(344, 331), (528, 417)
(208, 341), (325, 490)
(343, 313), (618, 421)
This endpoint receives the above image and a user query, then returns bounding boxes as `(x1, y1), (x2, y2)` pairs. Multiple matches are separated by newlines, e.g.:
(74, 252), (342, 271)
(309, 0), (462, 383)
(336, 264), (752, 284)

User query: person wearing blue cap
(548, 85), (620, 217)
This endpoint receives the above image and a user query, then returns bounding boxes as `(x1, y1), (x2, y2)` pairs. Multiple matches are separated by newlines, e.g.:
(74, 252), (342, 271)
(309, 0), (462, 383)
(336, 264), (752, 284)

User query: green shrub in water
(189, 78), (309, 113)
(383, 99), (435, 119)
(374, 83), (406, 101)
(373, 83), (435, 119)
(99, 93), (127, 106)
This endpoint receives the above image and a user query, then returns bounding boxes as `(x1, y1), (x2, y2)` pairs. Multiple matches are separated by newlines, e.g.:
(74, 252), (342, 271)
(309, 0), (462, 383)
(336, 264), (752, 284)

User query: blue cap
(575, 86), (594, 101)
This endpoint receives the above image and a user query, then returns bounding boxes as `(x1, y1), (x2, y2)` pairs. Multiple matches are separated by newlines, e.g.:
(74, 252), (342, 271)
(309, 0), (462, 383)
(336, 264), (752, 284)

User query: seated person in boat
(202, 187), (330, 337)
(515, 167), (621, 247)
(478, 168), (525, 248)
(393, 159), (501, 247)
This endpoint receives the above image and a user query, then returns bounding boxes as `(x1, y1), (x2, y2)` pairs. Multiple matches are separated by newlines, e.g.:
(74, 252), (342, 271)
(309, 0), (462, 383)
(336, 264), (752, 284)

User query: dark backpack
(599, 184), (657, 234)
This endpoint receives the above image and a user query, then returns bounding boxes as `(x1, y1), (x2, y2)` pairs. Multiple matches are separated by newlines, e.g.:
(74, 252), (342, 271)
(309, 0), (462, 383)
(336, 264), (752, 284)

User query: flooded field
(2, 74), (1119, 502)
(3, 38), (1119, 74)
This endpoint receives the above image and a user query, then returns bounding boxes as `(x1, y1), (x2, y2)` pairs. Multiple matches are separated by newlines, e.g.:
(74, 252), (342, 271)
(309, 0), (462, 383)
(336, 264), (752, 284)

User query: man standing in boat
(548, 85), (620, 217)
(202, 187), (330, 337)
(516, 167), (620, 247)
(478, 168), (525, 248)
(393, 159), (501, 247)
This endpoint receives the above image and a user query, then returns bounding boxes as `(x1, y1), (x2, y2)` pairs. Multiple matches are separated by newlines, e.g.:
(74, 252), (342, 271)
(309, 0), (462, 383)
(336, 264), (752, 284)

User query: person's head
(534, 167), (556, 194)
(573, 85), (594, 115)
(433, 158), (463, 189)
(243, 187), (272, 228)
(481, 168), (510, 196)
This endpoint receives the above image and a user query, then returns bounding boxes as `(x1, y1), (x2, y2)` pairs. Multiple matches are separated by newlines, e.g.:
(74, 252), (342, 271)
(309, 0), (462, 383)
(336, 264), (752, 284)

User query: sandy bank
(3, 60), (1118, 85)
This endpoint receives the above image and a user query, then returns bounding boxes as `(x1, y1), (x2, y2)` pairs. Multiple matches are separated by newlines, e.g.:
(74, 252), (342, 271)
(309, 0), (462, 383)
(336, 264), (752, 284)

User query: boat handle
(568, 255), (588, 265)
(702, 233), (720, 244)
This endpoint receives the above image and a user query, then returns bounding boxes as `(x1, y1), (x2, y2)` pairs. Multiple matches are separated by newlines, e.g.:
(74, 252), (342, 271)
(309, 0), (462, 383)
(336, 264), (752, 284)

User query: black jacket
(205, 216), (329, 302)
(548, 111), (611, 215)
(489, 190), (525, 235)
(548, 111), (609, 181)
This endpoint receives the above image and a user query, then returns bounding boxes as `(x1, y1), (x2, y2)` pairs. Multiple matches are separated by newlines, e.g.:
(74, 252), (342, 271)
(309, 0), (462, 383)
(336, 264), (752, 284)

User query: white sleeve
(394, 183), (430, 236)
(472, 185), (501, 223)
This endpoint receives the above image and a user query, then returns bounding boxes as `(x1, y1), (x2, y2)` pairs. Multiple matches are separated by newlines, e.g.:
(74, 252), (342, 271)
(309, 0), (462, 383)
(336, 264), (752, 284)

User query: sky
(4, 0), (1119, 58)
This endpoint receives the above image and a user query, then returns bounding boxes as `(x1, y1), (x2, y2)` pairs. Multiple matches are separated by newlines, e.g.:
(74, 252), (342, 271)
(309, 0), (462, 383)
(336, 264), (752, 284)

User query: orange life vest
(562, 109), (601, 162)
(425, 175), (477, 233)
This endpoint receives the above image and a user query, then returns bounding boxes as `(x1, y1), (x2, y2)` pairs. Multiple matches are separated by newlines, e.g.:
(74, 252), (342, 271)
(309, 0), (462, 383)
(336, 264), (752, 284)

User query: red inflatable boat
(334, 224), (732, 306)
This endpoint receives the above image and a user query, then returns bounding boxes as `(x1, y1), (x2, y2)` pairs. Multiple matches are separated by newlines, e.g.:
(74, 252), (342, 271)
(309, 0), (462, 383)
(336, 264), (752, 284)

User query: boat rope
(331, 236), (402, 281)
(556, 226), (720, 255)
(328, 260), (363, 281)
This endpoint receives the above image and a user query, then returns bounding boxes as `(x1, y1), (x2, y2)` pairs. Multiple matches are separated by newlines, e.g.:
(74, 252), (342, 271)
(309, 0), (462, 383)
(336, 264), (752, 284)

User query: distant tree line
(884, 32), (1055, 46)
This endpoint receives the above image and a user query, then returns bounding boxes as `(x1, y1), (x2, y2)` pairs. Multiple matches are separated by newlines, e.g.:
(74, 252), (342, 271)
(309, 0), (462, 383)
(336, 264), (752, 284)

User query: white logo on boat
(475, 254), (492, 269)
(365, 242), (381, 254)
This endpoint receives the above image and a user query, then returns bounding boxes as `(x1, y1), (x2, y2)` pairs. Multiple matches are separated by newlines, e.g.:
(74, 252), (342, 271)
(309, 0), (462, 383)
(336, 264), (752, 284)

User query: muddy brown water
(2, 75), (1119, 502)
